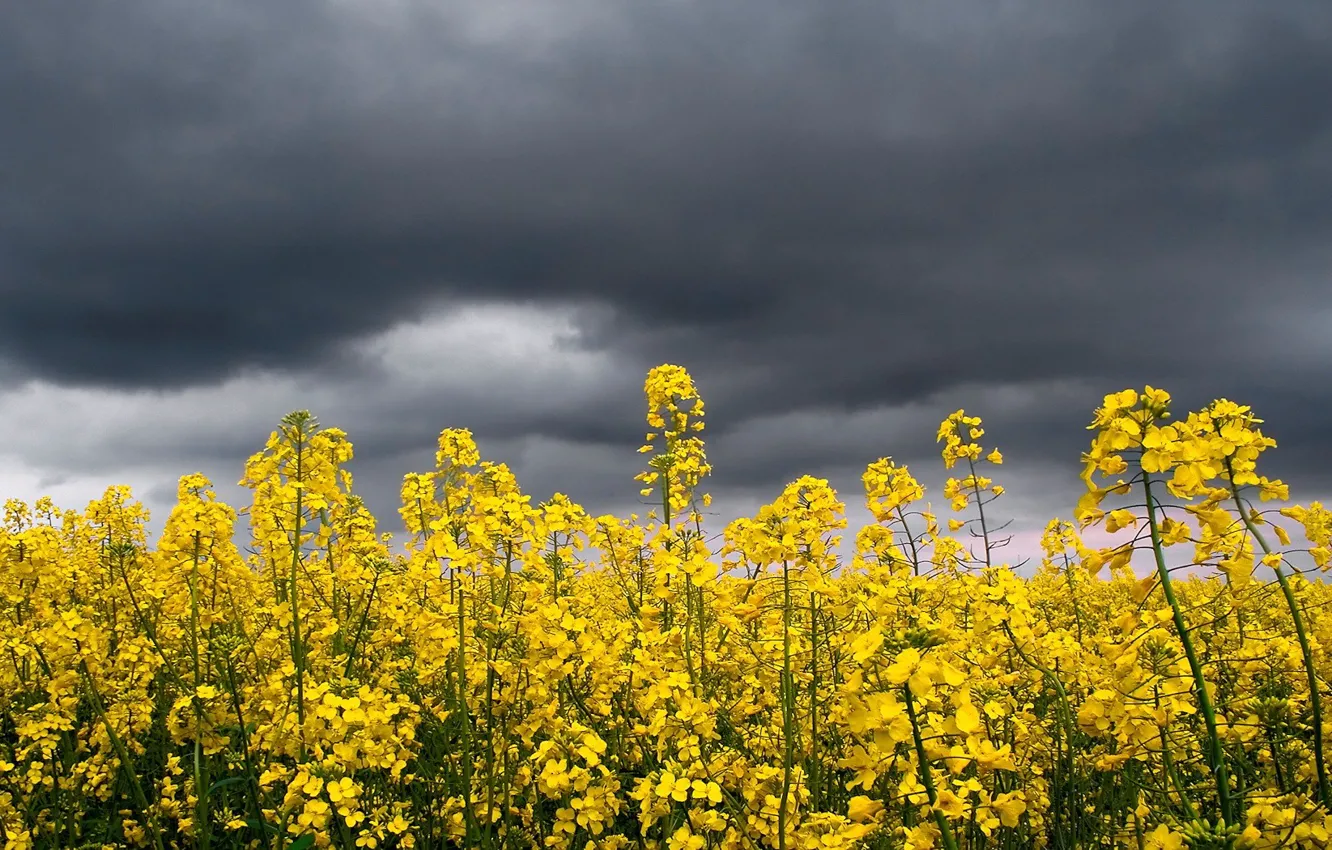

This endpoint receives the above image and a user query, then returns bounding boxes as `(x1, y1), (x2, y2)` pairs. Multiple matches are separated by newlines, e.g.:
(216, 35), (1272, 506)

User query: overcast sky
(3, 0), (1330, 566)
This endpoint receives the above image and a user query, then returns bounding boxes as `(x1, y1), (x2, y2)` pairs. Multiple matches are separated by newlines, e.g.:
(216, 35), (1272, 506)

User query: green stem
(189, 530), (211, 850)
(341, 567), (382, 679)
(224, 653), (265, 841)
(1000, 620), (1078, 845)
(1156, 684), (1197, 820)
(1227, 473), (1330, 808)
(288, 422), (307, 763)
(1000, 622), (1076, 766)
(1142, 474), (1232, 823)
(808, 591), (820, 811)
(965, 457), (993, 568)
(779, 559), (794, 850)
(459, 580), (478, 844)
(684, 573), (697, 692)
(1062, 552), (1085, 645)
(77, 658), (165, 850)
(904, 684), (959, 850)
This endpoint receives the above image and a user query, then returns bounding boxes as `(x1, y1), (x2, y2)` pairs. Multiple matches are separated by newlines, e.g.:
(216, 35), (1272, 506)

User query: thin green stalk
(1156, 686), (1197, 820)
(894, 505), (922, 577)
(341, 566), (382, 679)
(684, 572), (698, 692)
(189, 530), (211, 850)
(809, 591), (820, 811)
(660, 464), (672, 629)
(459, 581), (479, 844)
(903, 684), (959, 850)
(1226, 469), (1330, 808)
(286, 417), (308, 762)
(484, 616), (498, 850)
(779, 558), (794, 850)
(1000, 622), (1076, 763)
(692, 511), (710, 696)
(223, 652), (265, 842)
(1062, 551), (1085, 645)
(965, 456), (993, 568)
(77, 658), (165, 850)
(1143, 474), (1232, 823)
(1000, 620), (1078, 845)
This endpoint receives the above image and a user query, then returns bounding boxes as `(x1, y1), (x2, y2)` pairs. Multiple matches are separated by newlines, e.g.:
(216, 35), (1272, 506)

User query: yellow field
(2, 365), (1330, 849)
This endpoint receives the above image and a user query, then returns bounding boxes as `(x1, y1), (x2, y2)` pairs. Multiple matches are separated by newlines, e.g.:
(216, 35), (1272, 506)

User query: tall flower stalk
(1202, 399), (1331, 809)
(1082, 388), (1235, 824)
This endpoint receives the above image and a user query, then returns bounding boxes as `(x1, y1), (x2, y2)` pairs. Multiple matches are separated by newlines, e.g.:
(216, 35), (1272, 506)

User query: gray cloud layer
(3, 0), (1330, 547)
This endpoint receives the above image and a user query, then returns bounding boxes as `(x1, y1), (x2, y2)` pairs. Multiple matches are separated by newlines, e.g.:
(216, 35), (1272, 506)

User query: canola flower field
(2, 366), (1331, 850)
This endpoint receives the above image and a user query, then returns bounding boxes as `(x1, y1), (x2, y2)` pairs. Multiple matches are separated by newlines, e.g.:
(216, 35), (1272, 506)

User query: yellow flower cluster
(1, 368), (1331, 849)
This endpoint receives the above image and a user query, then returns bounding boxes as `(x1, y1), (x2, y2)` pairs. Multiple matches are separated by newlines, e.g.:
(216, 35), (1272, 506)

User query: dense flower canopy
(1, 366), (1331, 849)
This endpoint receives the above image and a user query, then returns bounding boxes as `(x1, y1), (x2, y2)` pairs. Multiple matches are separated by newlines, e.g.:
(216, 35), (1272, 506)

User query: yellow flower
(954, 703), (982, 736)
(847, 795), (884, 823)
(933, 789), (967, 819)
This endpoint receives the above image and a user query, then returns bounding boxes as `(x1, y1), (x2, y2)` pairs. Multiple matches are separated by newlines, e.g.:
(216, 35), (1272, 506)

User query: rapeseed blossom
(0, 369), (1330, 849)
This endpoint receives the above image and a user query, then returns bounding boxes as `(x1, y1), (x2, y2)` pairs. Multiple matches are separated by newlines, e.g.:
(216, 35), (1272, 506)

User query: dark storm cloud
(3, 0), (1331, 504)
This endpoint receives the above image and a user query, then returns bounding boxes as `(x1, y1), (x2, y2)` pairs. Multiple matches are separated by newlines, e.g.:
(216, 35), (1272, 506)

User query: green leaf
(245, 818), (281, 836)
(207, 775), (255, 795)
